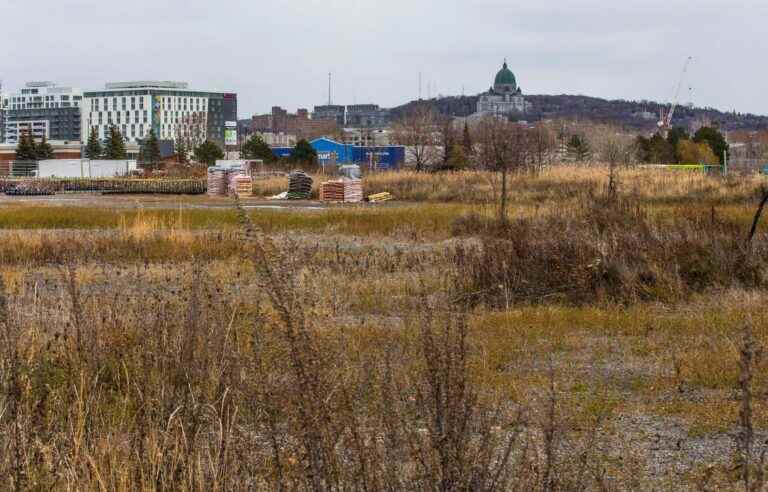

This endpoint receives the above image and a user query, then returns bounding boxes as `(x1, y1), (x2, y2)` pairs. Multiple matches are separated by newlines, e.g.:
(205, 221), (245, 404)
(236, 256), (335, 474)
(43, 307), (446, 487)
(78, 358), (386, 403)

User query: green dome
(494, 61), (517, 89)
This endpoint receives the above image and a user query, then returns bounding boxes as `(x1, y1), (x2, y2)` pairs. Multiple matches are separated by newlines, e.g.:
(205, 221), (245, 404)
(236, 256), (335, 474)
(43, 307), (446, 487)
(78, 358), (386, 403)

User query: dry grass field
(1, 165), (768, 490)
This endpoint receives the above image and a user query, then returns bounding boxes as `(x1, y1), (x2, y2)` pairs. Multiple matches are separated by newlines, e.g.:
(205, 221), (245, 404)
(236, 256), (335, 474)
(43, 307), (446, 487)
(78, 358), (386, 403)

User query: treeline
(391, 94), (768, 132)
(635, 127), (729, 165)
(240, 134), (318, 165)
(13, 133), (54, 161)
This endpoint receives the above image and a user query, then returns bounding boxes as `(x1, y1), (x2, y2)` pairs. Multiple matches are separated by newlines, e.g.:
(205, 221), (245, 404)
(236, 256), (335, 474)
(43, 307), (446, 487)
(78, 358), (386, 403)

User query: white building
(4, 82), (83, 144)
(0, 92), (8, 143)
(342, 127), (392, 146)
(81, 81), (237, 148)
(257, 131), (297, 148)
(475, 61), (531, 117)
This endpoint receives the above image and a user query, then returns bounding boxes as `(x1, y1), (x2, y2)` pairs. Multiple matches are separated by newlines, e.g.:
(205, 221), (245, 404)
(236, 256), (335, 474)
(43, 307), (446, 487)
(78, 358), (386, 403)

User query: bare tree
(437, 114), (457, 168)
(391, 106), (440, 172)
(174, 112), (208, 161)
(477, 117), (529, 221)
(529, 122), (557, 172)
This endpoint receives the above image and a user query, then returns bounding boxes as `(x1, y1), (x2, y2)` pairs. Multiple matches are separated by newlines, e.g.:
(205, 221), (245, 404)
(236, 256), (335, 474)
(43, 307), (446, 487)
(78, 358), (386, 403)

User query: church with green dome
(476, 60), (530, 117)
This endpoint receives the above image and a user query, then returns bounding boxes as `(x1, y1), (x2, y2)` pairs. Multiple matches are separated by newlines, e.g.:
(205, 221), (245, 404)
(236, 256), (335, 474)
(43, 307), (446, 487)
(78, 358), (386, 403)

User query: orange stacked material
(233, 175), (253, 197)
(320, 180), (345, 202)
(343, 179), (363, 203)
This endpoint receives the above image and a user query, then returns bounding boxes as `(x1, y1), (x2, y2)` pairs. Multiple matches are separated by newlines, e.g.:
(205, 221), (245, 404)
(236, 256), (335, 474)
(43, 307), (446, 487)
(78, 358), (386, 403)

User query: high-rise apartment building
(0, 92), (8, 143)
(312, 105), (346, 126)
(81, 81), (237, 147)
(345, 104), (390, 128)
(4, 82), (83, 144)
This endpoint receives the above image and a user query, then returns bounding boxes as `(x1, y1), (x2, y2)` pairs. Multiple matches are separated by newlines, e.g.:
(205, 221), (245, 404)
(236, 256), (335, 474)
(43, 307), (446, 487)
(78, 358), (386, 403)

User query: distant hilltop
(390, 94), (768, 133)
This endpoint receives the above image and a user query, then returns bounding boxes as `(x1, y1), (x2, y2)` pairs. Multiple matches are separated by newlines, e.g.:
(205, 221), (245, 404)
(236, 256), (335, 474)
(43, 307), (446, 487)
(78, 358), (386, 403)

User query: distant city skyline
(3, 0), (766, 117)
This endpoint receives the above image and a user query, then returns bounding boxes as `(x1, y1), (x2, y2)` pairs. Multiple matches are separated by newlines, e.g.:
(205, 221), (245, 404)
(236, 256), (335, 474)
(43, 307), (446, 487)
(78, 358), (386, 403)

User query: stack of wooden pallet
(320, 180), (345, 202)
(232, 174), (253, 197)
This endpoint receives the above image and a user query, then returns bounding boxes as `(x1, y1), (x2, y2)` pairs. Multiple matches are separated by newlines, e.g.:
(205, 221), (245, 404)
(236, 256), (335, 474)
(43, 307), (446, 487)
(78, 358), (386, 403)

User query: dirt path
(0, 193), (408, 211)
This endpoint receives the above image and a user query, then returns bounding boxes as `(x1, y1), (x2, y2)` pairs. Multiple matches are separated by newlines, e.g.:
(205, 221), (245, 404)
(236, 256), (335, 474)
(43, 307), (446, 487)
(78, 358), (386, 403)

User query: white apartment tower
(82, 81), (237, 147)
(4, 82), (83, 144)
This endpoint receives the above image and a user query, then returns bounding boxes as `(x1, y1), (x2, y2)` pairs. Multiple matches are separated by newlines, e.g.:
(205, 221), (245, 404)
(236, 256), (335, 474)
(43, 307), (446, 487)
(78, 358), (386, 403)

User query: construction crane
(658, 56), (693, 135)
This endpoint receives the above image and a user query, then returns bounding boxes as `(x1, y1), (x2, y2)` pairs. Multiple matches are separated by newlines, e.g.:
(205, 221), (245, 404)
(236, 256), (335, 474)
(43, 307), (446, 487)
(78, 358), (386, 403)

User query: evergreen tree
(566, 134), (592, 162)
(139, 130), (162, 166)
(634, 135), (652, 163)
(665, 127), (689, 163)
(241, 134), (277, 162)
(193, 140), (224, 165)
(15, 132), (37, 161)
(85, 127), (103, 159)
(104, 126), (127, 160)
(290, 139), (317, 164)
(175, 140), (188, 164)
(693, 127), (729, 165)
(462, 121), (473, 156)
(35, 135), (55, 160)
(648, 133), (675, 163)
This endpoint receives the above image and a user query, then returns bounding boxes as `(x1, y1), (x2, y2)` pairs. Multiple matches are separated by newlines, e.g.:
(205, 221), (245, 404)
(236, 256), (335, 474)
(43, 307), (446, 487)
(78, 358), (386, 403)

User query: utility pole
(418, 72), (422, 101)
(328, 72), (332, 106)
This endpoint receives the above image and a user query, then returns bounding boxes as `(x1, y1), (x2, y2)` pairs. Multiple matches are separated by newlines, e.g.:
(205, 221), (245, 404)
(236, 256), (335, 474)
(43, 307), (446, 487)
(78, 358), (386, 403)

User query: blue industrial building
(271, 138), (404, 169)
(351, 145), (405, 170)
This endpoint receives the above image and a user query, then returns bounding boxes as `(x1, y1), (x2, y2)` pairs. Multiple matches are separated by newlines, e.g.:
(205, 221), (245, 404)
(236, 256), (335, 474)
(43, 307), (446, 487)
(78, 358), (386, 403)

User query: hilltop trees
(85, 127), (103, 159)
(103, 126), (127, 160)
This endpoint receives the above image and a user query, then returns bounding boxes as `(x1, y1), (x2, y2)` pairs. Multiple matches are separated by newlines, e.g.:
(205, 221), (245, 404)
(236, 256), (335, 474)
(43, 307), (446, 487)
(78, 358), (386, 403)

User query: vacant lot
(1, 166), (767, 490)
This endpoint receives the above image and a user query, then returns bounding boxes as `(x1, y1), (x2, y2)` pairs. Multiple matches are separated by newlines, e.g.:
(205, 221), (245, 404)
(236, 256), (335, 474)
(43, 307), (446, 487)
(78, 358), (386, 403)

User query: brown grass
(1, 166), (768, 489)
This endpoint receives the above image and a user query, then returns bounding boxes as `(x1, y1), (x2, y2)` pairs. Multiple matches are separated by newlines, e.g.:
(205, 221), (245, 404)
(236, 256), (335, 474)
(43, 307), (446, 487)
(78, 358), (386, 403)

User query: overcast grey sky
(2, 0), (766, 117)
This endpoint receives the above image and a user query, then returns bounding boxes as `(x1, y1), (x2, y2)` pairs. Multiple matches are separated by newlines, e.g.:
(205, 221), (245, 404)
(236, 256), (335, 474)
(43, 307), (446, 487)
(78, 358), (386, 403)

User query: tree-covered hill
(390, 94), (768, 132)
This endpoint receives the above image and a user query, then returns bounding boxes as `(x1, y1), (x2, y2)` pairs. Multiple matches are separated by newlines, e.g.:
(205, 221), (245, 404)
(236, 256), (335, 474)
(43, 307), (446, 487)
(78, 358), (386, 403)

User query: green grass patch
(0, 203), (472, 238)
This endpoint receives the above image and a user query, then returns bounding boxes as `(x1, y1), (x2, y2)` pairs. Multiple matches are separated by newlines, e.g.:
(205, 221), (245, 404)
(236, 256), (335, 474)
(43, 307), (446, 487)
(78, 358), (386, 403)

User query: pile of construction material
(207, 165), (254, 198)
(5, 180), (57, 196)
(320, 179), (363, 203)
(97, 179), (206, 194)
(344, 179), (363, 202)
(319, 181), (345, 202)
(0, 178), (207, 195)
(230, 174), (253, 197)
(287, 171), (313, 200)
(368, 192), (393, 203)
(207, 167), (229, 196)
